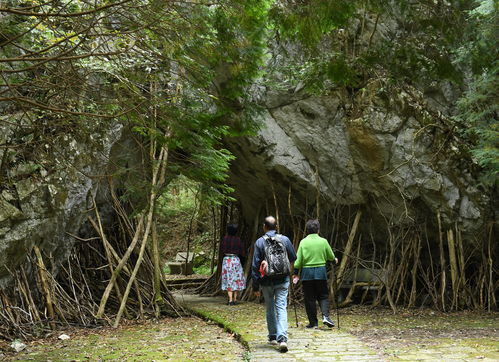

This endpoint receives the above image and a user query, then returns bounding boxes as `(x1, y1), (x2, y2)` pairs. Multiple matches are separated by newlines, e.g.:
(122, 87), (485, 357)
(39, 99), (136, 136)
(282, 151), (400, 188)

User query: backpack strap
(263, 234), (281, 242)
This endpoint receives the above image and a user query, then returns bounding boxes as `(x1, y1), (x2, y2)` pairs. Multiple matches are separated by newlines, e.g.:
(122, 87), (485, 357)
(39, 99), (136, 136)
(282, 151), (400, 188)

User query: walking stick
(290, 280), (299, 327)
(331, 261), (340, 329)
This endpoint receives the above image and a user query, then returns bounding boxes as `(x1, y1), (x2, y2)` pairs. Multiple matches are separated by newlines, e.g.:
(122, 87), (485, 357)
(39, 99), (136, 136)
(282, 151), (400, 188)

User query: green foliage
(269, 0), (355, 48)
(156, 175), (220, 262)
(265, 0), (476, 91)
(1, 0), (274, 203)
(157, 177), (199, 219)
(3, 0), (496, 190)
(193, 264), (212, 275)
(455, 0), (498, 185)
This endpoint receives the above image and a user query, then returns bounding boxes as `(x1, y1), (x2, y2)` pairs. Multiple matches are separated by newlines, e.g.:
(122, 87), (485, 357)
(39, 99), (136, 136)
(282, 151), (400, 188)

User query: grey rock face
(0, 117), (123, 288)
(228, 87), (487, 236)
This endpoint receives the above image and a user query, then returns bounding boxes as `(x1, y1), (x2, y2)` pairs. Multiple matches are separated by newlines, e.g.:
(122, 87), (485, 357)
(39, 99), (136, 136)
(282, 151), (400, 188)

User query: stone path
(174, 293), (383, 361)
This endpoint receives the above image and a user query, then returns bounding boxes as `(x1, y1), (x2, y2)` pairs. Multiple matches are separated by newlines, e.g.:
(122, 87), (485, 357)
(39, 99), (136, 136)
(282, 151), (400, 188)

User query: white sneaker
(268, 340), (278, 346)
(279, 341), (288, 353)
(323, 315), (335, 328)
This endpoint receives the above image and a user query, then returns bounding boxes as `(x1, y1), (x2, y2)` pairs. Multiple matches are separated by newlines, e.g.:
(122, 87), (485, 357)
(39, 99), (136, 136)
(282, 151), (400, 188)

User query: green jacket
(294, 234), (335, 269)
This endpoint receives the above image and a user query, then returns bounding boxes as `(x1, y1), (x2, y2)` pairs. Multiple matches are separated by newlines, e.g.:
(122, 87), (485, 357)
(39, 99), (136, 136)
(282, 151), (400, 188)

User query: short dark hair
(227, 224), (238, 236)
(305, 219), (320, 235)
(264, 216), (276, 230)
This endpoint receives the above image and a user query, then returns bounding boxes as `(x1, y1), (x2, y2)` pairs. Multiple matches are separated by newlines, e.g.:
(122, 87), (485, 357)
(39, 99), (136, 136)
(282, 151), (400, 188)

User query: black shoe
(305, 323), (318, 329)
(322, 316), (334, 328)
(229, 301), (236, 306)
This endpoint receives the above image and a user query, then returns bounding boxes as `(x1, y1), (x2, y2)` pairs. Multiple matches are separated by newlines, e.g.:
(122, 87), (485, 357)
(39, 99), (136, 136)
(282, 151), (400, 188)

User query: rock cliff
(227, 83), (488, 240)
(0, 117), (123, 288)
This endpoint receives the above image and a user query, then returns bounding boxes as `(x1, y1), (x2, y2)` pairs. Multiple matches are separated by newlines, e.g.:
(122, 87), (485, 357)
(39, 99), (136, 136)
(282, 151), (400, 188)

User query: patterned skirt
(221, 255), (246, 291)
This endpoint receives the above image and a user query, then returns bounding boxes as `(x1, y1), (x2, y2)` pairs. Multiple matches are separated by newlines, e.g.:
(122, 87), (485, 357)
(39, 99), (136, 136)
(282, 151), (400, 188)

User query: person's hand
(254, 291), (261, 297)
(335, 258), (339, 264)
(260, 260), (268, 270)
(292, 275), (299, 284)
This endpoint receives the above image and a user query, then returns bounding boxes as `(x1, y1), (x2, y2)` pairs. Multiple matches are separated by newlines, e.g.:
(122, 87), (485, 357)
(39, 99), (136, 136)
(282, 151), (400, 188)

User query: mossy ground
(339, 306), (499, 360)
(2, 299), (497, 361)
(2, 317), (245, 361)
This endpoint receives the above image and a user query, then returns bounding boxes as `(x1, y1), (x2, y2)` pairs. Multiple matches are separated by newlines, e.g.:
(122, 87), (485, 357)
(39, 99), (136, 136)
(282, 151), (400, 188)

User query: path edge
(178, 300), (251, 351)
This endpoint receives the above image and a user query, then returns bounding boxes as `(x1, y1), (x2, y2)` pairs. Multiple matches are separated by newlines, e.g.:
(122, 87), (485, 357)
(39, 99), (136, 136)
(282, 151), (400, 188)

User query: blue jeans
(261, 276), (289, 342)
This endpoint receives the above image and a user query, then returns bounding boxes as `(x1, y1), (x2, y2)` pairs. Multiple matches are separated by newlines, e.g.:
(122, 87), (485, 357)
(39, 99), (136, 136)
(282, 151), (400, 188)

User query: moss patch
(5, 318), (245, 361)
(187, 300), (266, 346)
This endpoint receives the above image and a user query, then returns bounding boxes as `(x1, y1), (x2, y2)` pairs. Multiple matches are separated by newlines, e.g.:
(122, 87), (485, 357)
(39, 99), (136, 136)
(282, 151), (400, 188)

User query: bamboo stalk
(425, 227), (436, 302)
(455, 226), (468, 308)
(384, 236), (397, 313)
(152, 218), (163, 318)
(395, 237), (413, 305)
(17, 273), (34, 324)
(64, 259), (84, 321)
(271, 182), (280, 229)
(241, 208), (262, 300)
(34, 245), (56, 329)
(479, 264), (485, 309)
(408, 236), (421, 308)
(184, 187), (200, 276)
(88, 214), (127, 314)
(113, 203), (155, 326)
(210, 207), (218, 274)
(341, 238), (362, 306)
(214, 204), (228, 291)
(337, 210), (362, 286)
(96, 215), (144, 318)
(437, 212), (447, 311)
(21, 268), (41, 322)
(107, 184), (145, 316)
(288, 184), (298, 248)
(113, 145), (169, 327)
(487, 223), (495, 311)
(0, 293), (18, 331)
(315, 165), (320, 219)
(447, 229), (458, 310)
(301, 195), (309, 241)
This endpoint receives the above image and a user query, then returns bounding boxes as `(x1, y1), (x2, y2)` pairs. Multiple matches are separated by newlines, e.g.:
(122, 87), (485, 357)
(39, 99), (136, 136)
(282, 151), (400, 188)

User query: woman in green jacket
(292, 219), (338, 328)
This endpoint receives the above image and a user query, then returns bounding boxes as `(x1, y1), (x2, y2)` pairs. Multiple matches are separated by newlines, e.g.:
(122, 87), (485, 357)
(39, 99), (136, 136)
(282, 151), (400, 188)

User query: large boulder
(227, 84), (488, 238)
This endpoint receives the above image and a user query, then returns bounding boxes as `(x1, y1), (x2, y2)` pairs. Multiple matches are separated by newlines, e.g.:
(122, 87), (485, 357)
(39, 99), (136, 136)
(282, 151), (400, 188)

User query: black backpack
(263, 234), (291, 278)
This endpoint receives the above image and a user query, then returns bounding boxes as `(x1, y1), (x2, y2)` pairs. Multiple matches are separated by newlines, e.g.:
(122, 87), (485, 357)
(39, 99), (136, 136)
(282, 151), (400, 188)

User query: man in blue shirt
(252, 216), (297, 353)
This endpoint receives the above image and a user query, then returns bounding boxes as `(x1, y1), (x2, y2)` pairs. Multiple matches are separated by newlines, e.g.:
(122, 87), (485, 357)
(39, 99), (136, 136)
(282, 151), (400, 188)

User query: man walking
(252, 216), (296, 353)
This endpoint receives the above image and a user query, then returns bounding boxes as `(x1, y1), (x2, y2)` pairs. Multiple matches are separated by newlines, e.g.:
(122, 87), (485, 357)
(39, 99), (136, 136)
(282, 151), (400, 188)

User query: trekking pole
(290, 280), (299, 327)
(331, 261), (340, 329)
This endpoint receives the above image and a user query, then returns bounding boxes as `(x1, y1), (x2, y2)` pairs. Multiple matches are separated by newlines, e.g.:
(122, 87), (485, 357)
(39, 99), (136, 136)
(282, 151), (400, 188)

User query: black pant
(302, 279), (330, 325)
